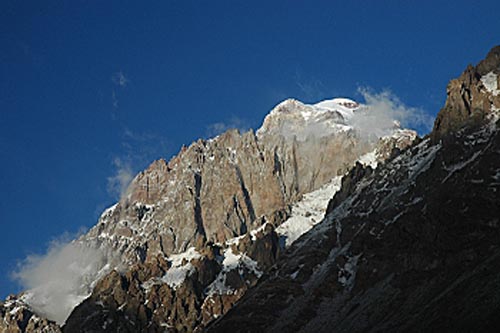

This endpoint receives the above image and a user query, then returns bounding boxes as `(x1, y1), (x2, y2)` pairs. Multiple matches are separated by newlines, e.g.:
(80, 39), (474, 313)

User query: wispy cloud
(121, 128), (171, 162)
(111, 90), (118, 109)
(111, 71), (129, 87)
(356, 87), (434, 136)
(107, 128), (171, 200)
(11, 233), (119, 324)
(107, 157), (134, 199)
(206, 116), (251, 137)
(110, 71), (129, 111)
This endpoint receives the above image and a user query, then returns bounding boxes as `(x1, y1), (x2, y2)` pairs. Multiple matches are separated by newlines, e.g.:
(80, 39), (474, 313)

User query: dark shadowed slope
(208, 46), (500, 333)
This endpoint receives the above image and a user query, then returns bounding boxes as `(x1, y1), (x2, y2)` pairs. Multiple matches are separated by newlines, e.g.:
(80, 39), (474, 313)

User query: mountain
(1, 94), (413, 332)
(2, 45), (498, 332)
(207, 46), (500, 332)
(60, 98), (415, 332)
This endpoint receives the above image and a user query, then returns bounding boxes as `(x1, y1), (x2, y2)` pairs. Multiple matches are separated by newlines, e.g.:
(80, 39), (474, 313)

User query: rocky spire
(432, 45), (500, 141)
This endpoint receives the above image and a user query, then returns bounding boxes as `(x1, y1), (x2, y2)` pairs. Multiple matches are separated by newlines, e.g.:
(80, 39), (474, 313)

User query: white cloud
(11, 234), (119, 324)
(107, 157), (134, 199)
(354, 88), (434, 137)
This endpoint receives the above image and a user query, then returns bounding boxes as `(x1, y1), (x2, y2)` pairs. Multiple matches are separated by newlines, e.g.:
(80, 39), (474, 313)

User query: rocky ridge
(432, 45), (500, 140)
(82, 97), (382, 265)
(60, 99), (415, 332)
(1, 94), (416, 332)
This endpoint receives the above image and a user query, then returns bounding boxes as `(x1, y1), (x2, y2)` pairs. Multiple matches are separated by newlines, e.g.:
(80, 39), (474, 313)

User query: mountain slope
(5, 45), (495, 333)
(82, 97), (380, 265)
(207, 46), (500, 332)
(1, 96), (414, 332)
(61, 99), (412, 332)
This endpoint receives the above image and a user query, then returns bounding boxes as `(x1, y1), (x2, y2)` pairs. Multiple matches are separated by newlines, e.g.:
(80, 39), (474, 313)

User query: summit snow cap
(257, 92), (430, 141)
(257, 97), (359, 140)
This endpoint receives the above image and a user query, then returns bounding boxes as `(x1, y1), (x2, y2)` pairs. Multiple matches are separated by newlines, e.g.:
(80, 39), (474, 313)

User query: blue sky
(0, 1), (498, 298)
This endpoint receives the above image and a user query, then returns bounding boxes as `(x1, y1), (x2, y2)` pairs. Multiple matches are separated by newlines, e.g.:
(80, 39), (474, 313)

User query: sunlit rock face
(59, 94), (417, 331)
(432, 45), (500, 141)
(80, 95), (401, 267)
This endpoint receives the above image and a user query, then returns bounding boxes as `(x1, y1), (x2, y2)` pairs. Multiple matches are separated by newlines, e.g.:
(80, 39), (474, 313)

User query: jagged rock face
(208, 47), (500, 333)
(432, 45), (500, 141)
(60, 128), (415, 332)
(83, 129), (290, 263)
(64, 225), (281, 332)
(81, 99), (378, 266)
(0, 297), (61, 333)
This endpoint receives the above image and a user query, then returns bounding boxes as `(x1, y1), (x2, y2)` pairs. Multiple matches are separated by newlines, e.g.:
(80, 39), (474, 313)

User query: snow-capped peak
(257, 97), (361, 140)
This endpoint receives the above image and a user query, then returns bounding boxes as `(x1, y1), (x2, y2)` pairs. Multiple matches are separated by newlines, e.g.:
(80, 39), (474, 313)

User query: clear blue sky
(0, 1), (498, 298)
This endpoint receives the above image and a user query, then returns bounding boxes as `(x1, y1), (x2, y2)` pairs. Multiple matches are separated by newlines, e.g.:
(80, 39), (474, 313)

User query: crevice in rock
(194, 172), (206, 241)
(234, 165), (256, 225)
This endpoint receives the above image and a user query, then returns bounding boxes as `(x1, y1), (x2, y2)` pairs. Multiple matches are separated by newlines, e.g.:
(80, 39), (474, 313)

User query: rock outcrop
(432, 45), (500, 141)
(0, 296), (61, 333)
(64, 225), (281, 332)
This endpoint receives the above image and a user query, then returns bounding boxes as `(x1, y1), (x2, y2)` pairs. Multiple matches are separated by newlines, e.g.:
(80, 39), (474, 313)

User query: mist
(12, 236), (119, 324)
(107, 157), (134, 199)
(355, 88), (434, 137)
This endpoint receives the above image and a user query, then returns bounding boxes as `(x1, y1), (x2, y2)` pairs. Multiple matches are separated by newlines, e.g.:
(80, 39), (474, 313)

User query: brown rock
(432, 45), (500, 141)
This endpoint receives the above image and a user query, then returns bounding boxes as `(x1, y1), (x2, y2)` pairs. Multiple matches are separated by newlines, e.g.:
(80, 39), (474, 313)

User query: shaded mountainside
(208, 46), (500, 332)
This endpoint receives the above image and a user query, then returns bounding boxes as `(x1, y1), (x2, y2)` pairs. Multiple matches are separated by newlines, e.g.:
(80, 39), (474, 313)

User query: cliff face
(209, 46), (500, 333)
(80, 98), (379, 266)
(432, 46), (500, 140)
(64, 225), (281, 332)
(60, 97), (408, 332)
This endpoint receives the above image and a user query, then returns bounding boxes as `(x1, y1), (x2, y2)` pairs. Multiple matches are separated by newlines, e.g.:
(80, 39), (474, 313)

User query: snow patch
(160, 247), (201, 289)
(205, 247), (262, 296)
(481, 72), (500, 96)
(338, 253), (361, 291)
(442, 150), (482, 184)
(385, 209), (407, 226)
(358, 151), (378, 168)
(276, 176), (342, 247)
